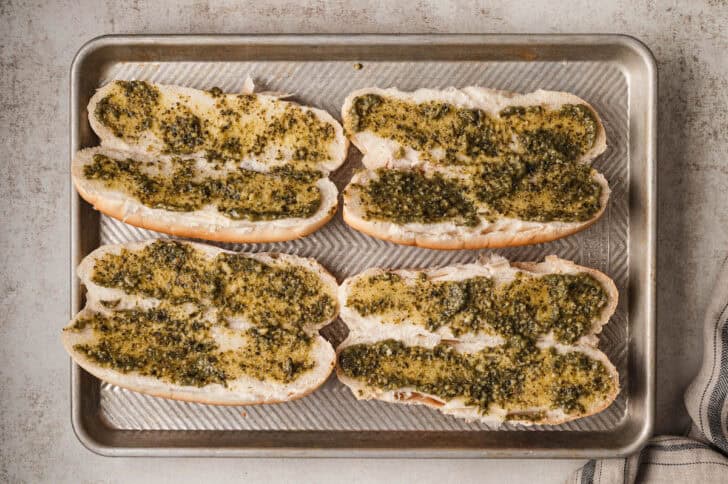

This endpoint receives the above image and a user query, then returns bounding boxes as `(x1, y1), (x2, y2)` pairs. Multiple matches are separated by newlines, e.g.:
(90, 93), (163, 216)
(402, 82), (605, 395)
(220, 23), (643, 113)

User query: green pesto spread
(346, 94), (603, 225)
(95, 80), (160, 138)
(355, 160), (601, 226)
(471, 155), (601, 223)
(356, 170), (479, 227)
(83, 153), (323, 221)
(346, 95), (597, 165)
(68, 241), (337, 386)
(347, 271), (607, 344)
(95, 80), (337, 167)
(338, 340), (614, 418)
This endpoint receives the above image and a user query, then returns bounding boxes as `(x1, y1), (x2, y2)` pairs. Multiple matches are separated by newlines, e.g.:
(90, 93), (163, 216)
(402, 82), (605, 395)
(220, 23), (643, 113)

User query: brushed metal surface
(70, 34), (655, 457)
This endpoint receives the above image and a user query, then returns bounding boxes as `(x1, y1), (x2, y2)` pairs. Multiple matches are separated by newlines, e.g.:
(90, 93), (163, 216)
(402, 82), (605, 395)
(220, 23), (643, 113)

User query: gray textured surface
(1, 0), (726, 482)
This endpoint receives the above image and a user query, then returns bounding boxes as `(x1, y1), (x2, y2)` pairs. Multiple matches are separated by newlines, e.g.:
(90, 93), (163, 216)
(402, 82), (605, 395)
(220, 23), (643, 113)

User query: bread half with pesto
(341, 86), (609, 249)
(342, 168), (609, 250)
(76, 79), (348, 243)
(73, 147), (339, 244)
(337, 337), (619, 427)
(63, 239), (339, 405)
(89, 78), (348, 173)
(339, 254), (618, 348)
(336, 254), (620, 426)
(342, 86), (606, 171)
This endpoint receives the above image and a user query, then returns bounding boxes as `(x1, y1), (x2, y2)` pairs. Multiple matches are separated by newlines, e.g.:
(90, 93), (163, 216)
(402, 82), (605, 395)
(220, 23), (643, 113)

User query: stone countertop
(1, 1), (727, 482)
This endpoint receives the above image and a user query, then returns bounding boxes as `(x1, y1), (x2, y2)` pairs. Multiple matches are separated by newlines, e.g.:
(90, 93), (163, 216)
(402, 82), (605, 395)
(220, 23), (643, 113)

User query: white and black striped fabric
(571, 257), (728, 484)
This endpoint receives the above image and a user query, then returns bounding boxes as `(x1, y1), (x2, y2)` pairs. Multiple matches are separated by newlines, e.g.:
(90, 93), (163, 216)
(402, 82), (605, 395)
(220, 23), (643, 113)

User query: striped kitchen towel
(570, 256), (728, 483)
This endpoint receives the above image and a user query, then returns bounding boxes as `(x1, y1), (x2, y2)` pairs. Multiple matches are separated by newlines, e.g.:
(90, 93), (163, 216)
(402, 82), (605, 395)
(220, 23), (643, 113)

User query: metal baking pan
(70, 34), (656, 457)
